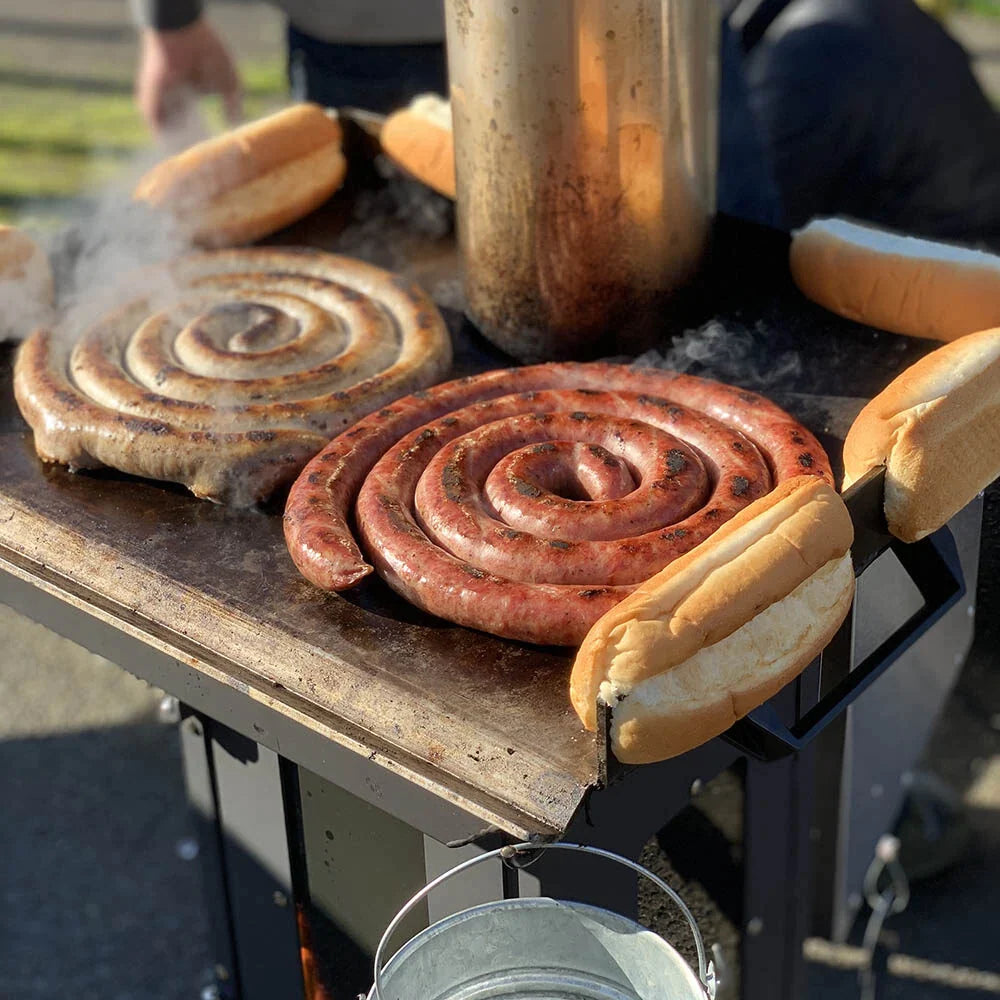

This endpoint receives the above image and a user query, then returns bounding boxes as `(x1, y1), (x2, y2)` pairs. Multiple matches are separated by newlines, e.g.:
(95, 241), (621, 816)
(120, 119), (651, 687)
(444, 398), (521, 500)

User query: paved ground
(2, 4), (1000, 1000)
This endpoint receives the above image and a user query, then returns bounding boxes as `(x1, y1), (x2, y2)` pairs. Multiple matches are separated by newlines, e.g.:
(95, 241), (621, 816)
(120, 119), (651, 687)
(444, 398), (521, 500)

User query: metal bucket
(364, 842), (719, 1000)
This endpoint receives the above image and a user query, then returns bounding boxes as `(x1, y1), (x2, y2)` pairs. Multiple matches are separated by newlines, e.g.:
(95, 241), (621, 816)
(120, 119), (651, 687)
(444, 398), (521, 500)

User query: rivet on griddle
(690, 779), (703, 797)
(158, 695), (180, 724)
(746, 917), (764, 936)
(272, 890), (288, 908)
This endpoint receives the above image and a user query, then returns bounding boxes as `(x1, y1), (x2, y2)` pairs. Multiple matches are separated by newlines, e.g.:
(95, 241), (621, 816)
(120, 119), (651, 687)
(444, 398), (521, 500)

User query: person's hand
(136, 17), (243, 134)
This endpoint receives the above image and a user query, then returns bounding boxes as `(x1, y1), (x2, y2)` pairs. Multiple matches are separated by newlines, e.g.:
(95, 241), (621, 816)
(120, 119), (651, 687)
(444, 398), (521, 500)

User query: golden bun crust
(790, 217), (1000, 342)
(843, 327), (1000, 541)
(134, 104), (347, 248)
(381, 94), (455, 199)
(0, 224), (55, 341)
(608, 554), (855, 764)
(570, 476), (855, 763)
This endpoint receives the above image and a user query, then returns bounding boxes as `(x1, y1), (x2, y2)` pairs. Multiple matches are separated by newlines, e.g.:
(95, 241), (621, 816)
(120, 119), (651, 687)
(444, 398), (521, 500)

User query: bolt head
(876, 834), (901, 863)
(176, 837), (199, 861)
(158, 695), (181, 724)
(273, 890), (289, 907)
(746, 917), (764, 936)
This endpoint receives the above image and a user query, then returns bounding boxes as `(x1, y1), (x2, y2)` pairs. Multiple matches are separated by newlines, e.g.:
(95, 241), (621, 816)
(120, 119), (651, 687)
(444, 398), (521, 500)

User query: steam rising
(333, 157), (454, 271)
(11, 96), (211, 344)
(633, 319), (802, 391)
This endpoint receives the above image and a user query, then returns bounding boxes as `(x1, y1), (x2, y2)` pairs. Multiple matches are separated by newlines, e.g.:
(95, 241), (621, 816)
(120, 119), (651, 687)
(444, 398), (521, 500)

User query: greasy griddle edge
(0, 491), (579, 838)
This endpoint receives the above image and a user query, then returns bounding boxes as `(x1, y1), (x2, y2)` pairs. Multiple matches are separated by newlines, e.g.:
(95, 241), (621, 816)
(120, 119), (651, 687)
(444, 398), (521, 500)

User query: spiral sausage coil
(284, 363), (832, 645)
(13, 248), (451, 503)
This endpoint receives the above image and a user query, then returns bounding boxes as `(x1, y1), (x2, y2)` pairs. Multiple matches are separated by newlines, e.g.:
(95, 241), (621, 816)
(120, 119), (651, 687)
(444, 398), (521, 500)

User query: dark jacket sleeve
(129, 0), (204, 30)
(742, 0), (1000, 246)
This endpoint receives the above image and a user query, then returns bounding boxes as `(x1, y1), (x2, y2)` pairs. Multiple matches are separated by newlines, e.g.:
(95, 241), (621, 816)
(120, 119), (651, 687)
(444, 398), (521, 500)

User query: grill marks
(284, 361), (833, 644)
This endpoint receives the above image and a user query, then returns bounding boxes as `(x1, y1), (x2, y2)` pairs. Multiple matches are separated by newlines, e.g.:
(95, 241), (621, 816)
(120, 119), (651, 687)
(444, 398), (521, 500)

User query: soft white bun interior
(843, 327), (1000, 540)
(603, 552), (852, 712)
(798, 217), (1000, 270)
(408, 94), (452, 131)
(605, 552), (855, 763)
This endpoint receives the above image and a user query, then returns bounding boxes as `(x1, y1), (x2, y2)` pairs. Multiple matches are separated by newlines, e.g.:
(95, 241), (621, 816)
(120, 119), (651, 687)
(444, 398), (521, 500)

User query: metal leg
(295, 767), (432, 999)
(179, 713), (240, 999)
(179, 710), (305, 1000)
(741, 749), (816, 1000)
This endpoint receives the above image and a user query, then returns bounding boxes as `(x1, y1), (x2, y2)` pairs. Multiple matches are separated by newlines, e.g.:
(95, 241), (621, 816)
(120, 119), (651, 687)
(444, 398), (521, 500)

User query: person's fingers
(222, 84), (244, 126)
(159, 86), (196, 132)
(209, 47), (243, 125)
(136, 69), (167, 132)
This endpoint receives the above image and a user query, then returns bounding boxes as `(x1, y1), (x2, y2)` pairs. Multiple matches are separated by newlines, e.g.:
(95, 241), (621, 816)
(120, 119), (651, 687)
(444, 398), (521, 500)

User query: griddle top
(0, 207), (936, 836)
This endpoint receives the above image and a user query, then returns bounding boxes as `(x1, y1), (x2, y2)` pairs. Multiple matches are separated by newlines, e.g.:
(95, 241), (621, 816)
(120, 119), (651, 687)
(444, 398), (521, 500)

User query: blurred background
(2, 2), (1000, 999)
(0, 0), (285, 227)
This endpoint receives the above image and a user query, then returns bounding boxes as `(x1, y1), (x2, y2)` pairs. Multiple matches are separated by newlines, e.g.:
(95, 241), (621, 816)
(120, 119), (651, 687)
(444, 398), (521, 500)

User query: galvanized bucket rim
(367, 841), (718, 1000)
(372, 896), (707, 1000)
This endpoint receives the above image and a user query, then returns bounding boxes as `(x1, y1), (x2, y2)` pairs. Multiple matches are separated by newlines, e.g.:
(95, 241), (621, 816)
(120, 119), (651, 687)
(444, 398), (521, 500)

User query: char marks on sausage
(283, 363), (832, 645)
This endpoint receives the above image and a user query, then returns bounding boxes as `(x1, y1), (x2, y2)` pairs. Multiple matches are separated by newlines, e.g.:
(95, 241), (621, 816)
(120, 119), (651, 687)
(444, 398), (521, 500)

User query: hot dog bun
(843, 327), (1000, 542)
(790, 217), (1000, 342)
(0, 224), (54, 341)
(571, 477), (855, 764)
(134, 103), (347, 248)
(380, 94), (455, 199)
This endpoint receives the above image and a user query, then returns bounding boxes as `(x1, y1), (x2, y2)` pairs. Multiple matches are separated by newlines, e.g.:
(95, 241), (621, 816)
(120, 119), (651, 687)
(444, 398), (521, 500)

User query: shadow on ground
(0, 724), (209, 1000)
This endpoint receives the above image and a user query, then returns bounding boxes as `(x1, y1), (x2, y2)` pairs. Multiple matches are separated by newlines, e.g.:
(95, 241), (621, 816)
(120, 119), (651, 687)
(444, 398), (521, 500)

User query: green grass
(954, 0), (1000, 16)
(0, 58), (287, 225)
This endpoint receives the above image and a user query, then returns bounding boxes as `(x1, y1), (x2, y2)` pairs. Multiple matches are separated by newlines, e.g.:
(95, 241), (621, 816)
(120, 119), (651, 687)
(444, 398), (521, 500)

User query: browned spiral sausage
(13, 248), (451, 504)
(283, 363), (832, 645)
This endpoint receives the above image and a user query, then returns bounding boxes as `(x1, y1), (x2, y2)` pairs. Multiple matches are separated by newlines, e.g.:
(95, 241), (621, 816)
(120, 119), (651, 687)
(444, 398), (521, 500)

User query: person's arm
(131, 1), (242, 134)
(130, 0), (203, 31)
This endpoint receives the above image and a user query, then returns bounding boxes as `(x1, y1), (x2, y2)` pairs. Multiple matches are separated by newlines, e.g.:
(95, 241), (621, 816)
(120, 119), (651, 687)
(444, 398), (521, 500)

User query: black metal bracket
(597, 466), (968, 773)
(723, 499), (966, 761)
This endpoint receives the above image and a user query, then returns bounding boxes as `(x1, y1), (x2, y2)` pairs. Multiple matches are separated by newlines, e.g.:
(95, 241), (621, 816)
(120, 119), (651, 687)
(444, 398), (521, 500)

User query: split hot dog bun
(134, 103), (347, 248)
(0, 224), (54, 341)
(844, 327), (1000, 542)
(380, 94), (455, 199)
(571, 477), (855, 765)
(790, 217), (1000, 342)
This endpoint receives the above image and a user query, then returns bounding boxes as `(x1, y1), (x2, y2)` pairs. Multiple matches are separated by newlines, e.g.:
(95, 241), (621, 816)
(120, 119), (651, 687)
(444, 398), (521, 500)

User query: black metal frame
(0, 454), (969, 1000)
(600, 468), (967, 774)
(724, 525), (965, 761)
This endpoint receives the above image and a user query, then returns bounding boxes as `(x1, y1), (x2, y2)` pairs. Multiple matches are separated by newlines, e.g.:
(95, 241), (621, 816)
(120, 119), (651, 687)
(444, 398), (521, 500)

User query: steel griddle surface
(0, 208), (939, 836)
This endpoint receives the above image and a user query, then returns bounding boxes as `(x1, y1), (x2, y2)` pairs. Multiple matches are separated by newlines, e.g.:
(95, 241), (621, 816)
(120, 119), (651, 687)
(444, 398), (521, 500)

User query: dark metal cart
(0, 212), (980, 1000)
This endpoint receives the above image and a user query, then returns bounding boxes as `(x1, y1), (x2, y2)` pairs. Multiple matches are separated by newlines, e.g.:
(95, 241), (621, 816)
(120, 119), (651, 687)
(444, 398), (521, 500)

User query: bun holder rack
(598, 464), (968, 784)
(597, 466), (966, 782)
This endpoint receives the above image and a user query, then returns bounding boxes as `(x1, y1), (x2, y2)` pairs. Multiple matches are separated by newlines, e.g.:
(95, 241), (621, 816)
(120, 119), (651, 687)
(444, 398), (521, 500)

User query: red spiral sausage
(283, 363), (832, 645)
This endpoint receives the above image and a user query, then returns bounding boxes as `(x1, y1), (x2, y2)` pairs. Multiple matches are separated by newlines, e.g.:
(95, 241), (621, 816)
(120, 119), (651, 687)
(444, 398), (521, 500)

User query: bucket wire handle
(370, 841), (718, 1000)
